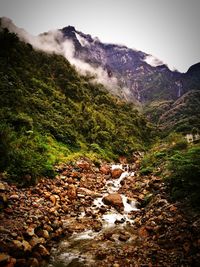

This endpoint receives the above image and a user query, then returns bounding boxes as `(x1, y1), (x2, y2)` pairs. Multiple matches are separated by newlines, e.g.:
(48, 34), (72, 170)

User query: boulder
(76, 160), (90, 170)
(102, 193), (124, 209)
(100, 165), (111, 175)
(77, 187), (101, 197)
(67, 184), (77, 200)
(0, 253), (10, 264)
(0, 182), (6, 191)
(111, 169), (123, 179)
(37, 245), (49, 257)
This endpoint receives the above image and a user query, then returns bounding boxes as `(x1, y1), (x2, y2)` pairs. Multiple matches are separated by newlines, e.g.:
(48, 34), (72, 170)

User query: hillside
(1, 18), (199, 135)
(60, 26), (200, 133)
(0, 28), (151, 184)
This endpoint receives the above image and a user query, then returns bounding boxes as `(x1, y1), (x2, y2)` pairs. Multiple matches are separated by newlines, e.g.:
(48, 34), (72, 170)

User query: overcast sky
(0, 0), (199, 72)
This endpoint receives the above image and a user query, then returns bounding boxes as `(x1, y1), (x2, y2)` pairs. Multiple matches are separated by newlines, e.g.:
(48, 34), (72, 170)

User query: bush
(166, 146), (200, 206)
(140, 166), (154, 175)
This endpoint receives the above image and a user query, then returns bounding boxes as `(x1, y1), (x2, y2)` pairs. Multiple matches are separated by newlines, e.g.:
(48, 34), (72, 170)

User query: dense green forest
(0, 28), (152, 184)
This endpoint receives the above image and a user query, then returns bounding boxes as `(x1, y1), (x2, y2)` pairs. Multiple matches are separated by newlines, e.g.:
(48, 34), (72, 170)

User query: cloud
(1, 17), (119, 90)
(143, 54), (164, 67)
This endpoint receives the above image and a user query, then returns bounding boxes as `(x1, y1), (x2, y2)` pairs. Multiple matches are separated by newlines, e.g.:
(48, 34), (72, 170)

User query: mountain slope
(0, 28), (152, 183)
(61, 26), (200, 133)
(61, 26), (183, 103)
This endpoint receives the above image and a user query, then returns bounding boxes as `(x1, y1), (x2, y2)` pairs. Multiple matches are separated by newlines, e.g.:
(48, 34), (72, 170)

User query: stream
(47, 164), (138, 267)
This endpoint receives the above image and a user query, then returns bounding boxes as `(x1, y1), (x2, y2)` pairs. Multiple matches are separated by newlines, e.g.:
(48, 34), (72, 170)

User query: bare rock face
(102, 193), (123, 209)
(111, 169), (123, 179)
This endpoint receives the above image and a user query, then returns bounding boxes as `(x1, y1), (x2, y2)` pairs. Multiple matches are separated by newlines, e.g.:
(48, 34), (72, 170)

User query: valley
(0, 18), (200, 267)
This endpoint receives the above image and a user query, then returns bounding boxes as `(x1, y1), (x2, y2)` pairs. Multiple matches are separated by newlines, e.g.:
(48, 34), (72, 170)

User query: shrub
(166, 146), (200, 207)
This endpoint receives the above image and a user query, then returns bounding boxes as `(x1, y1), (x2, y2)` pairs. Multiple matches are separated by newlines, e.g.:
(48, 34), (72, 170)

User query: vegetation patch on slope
(0, 28), (151, 184)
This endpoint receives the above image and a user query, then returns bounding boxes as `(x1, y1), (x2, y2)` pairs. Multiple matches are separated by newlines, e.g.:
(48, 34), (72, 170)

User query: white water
(48, 164), (138, 266)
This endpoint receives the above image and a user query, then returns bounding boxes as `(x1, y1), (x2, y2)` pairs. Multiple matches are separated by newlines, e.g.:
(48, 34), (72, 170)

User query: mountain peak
(62, 25), (76, 32)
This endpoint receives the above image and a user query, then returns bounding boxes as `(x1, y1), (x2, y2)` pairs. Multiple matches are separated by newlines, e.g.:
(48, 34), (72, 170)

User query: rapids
(47, 164), (138, 267)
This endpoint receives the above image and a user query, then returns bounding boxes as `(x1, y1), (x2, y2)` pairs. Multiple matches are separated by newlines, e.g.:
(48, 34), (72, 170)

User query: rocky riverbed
(0, 157), (200, 266)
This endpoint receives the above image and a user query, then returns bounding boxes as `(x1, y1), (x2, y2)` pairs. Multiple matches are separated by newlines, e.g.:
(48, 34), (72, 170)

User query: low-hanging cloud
(1, 17), (119, 90)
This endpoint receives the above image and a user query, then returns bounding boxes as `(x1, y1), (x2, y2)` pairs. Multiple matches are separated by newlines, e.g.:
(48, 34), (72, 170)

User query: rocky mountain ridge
(61, 26), (198, 103)
(61, 26), (200, 133)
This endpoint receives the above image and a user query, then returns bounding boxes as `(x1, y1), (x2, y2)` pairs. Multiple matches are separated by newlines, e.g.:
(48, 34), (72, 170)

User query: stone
(138, 226), (149, 238)
(49, 195), (59, 206)
(0, 182), (6, 191)
(0, 253), (10, 264)
(111, 168), (123, 179)
(9, 194), (19, 200)
(77, 187), (100, 197)
(22, 240), (32, 251)
(68, 184), (77, 200)
(118, 233), (130, 242)
(76, 160), (90, 170)
(100, 165), (111, 175)
(13, 240), (23, 250)
(37, 245), (49, 257)
(102, 193), (124, 209)
(6, 257), (16, 267)
(29, 236), (45, 247)
(26, 227), (35, 236)
(27, 258), (39, 267)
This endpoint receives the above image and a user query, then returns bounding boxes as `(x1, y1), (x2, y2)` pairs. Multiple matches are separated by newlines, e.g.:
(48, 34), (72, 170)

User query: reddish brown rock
(0, 253), (10, 265)
(76, 160), (90, 170)
(67, 184), (77, 200)
(111, 168), (123, 179)
(138, 226), (149, 238)
(100, 165), (111, 175)
(102, 193), (123, 209)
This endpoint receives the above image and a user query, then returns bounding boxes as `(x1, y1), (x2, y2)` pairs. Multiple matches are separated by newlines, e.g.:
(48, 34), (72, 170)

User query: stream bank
(0, 157), (200, 266)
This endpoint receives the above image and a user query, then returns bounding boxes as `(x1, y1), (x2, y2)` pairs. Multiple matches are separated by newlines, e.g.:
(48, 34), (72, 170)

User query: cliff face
(61, 26), (184, 103)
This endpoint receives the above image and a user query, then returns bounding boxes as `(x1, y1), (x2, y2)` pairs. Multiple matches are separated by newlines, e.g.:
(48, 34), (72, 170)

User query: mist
(1, 17), (119, 90)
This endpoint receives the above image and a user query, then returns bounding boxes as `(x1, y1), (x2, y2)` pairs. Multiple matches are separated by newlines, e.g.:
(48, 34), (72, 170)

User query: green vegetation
(144, 91), (200, 134)
(0, 28), (151, 184)
(166, 146), (200, 207)
(140, 133), (200, 208)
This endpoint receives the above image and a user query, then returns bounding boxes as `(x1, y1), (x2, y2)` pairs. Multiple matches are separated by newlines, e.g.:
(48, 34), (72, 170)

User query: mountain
(61, 26), (183, 103)
(0, 26), (151, 184)
(61, 26), (200, 133)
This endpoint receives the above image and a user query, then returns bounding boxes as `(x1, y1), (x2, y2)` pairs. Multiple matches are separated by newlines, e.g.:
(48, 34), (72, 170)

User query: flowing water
(47, 165), (138, 267)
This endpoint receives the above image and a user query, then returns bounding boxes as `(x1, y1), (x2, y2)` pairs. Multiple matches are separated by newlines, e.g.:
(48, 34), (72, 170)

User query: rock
(27, 258), (39, 267)
(138, 226), (149, 238)
(0, 182), (6, 191)
(0, 193), (8, 208)
(29, 236), (45, 247)
(118, 233), (130, 242)
(0, 226), (10, 234)
(6, 257), (16, 267)
(68, 184), (77, 200)
(13, 240), (23, 250)
(76, 160), (90, 170)
(21, 240), (32, 251)
(26, 226), (35, 236)
(111, 168), (123, 179)
(77, 187), (100, 197)
(49, 195), (57, 206)
(41, 230), (49, 239)
(100, 165), (111, 175)
(0, 253), (10, 264)
(102, 193), (124, 209)
(13, 239), (32, 252)
(9, 194), (19, 200)
(37, 245), (49, 257)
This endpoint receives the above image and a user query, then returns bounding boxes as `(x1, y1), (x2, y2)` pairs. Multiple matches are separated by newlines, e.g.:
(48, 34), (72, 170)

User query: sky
(0, 0), (200, 72)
